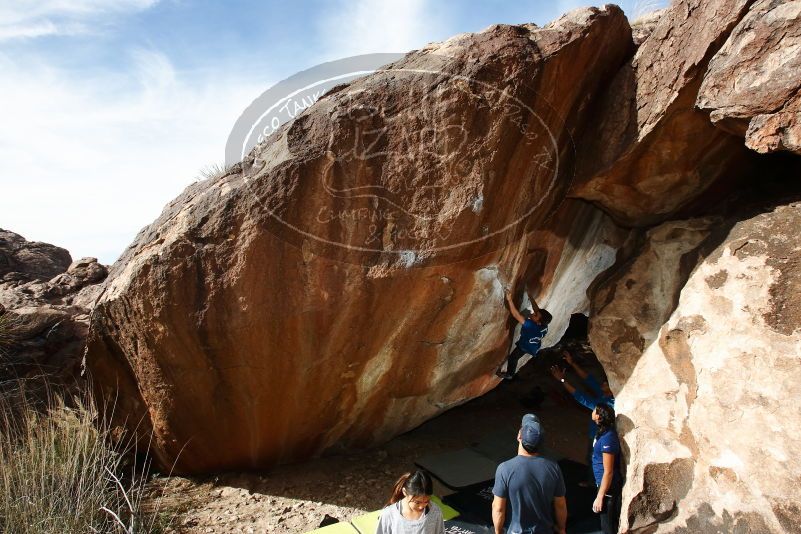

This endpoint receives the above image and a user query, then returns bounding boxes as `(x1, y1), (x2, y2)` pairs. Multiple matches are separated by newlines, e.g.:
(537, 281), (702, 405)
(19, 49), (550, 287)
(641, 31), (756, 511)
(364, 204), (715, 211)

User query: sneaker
(496, 370), (515, 380)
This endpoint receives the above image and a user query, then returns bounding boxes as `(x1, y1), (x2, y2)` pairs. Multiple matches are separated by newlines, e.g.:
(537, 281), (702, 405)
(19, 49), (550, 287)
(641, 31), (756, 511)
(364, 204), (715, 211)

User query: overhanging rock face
(571, 0), (756, 226)
(697, 0), (801, 155)
(84, 6), (634, 473)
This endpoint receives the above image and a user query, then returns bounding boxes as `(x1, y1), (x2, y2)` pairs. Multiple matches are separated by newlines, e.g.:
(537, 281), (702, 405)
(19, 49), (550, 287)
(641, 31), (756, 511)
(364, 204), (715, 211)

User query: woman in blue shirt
(591, 403), (622, 534)
(550, 349), (615, 485)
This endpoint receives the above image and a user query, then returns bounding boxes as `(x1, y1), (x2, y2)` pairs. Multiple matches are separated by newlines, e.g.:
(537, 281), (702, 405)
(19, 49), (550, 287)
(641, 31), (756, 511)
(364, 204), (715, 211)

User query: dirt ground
(145, 344), (601, 533)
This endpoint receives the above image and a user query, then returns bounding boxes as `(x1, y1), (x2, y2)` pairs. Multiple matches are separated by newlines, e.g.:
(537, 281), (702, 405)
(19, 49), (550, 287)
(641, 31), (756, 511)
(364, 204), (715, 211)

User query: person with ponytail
(376, 470), (444, 534)
(591, 403), (623, 534)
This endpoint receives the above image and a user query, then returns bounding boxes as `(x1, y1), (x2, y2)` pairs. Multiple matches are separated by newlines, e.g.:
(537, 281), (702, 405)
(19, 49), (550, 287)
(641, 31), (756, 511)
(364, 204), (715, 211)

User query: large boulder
(571, 0), (755, 226)
(697, 0), (801, 155)
(589, 203), (801, 532)
(84, 6), (634, 473)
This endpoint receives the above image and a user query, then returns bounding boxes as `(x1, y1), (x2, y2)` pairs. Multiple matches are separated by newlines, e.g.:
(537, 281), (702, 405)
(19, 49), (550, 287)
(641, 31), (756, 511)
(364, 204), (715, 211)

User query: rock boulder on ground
(589, 203), (801, 533)
(0, 229), (72, 283)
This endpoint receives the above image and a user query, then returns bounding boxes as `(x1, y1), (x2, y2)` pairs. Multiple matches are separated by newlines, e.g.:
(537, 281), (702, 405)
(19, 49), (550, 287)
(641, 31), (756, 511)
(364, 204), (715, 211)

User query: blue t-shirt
(516, 319), (548, 355)
(493, 455), (566, 533)
(592, 430), (622, 487)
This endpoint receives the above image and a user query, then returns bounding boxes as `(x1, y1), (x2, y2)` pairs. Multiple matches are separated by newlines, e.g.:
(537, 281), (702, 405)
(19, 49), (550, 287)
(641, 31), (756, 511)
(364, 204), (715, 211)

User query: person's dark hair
(594, 403), (616, 437)
(539, 309), (553, 325)
(387, 470), (434, 505)
(521, 440), (541, 455)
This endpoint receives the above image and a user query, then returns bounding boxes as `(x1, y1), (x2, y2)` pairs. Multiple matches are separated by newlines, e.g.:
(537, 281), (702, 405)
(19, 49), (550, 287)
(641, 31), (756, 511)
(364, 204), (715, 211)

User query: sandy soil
(144, 345), (601, 533)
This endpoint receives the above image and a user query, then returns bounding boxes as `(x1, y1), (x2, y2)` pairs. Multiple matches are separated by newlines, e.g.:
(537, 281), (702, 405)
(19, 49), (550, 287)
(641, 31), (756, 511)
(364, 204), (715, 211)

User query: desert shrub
(195, 162), (235, 182)
(0, 378), (168, 533)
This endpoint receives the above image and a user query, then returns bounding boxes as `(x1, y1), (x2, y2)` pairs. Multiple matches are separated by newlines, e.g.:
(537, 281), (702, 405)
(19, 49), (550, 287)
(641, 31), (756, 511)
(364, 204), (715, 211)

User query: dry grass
(0, 315), (170, 533)
(195, 162), (235, 183)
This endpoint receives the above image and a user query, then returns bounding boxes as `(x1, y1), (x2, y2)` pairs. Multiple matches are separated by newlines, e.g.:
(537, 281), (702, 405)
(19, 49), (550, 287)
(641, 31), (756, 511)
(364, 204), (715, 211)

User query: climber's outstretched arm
(505, 291), (527, 325)
(526, 290), (541, 312)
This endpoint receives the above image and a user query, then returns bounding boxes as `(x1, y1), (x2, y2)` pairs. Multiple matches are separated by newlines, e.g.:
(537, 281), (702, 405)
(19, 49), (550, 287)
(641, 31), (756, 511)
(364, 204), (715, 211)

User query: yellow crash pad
(306, 521), (359, 533)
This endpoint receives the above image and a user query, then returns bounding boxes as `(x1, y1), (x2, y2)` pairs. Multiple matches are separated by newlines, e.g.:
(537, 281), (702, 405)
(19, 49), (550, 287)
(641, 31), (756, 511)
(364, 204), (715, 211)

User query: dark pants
(599, 485), (622, 534)
(505, 346), (528, 375)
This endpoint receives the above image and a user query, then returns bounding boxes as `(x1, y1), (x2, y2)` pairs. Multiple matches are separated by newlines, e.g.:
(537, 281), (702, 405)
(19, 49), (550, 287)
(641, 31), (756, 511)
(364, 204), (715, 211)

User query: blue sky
(0, 0), (667, 264)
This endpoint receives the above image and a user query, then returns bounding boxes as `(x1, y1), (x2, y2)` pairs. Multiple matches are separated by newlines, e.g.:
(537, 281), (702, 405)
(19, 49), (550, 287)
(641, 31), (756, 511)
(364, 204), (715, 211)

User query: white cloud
(0, 20), (59, 40)
(0, 0), (158, 41)
(0, 48), (270, 264)
(316, 0), (445, 58)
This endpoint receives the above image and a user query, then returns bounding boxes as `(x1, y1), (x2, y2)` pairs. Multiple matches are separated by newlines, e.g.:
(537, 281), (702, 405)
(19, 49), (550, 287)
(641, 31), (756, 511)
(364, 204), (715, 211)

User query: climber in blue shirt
(496, 289), (553, 380)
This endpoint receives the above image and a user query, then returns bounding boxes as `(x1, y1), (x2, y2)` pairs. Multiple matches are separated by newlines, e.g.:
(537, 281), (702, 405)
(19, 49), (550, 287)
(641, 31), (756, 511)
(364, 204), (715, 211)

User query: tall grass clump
(0, 383), (168, 534)
(195, 161), (235, 183)
(0, 315), (168, 533)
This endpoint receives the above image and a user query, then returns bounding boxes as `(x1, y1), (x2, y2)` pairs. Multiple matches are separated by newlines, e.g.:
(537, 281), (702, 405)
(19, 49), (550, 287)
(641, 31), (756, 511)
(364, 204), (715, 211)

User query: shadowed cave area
(230, 152), (801, 533)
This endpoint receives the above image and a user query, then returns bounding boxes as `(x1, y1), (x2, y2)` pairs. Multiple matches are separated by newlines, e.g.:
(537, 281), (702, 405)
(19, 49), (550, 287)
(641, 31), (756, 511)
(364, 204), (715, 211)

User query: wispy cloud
(0, 0), (158, 41)
(0, 47), (268, 263)
(316, 0), (446, 58)
(631, 0), (671, 19)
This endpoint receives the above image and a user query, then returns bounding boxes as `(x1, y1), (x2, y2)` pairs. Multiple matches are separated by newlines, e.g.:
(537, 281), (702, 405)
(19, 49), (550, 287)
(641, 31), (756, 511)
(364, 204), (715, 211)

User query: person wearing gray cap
(491, 414), (567, 534)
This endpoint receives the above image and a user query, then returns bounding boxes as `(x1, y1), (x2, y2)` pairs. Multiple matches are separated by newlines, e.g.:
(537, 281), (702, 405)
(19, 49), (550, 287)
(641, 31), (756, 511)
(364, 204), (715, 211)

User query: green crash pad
(351, 509), (381, 534)
(306, 521), (359, 533)
(434, 496), (461, 520)
(351, 496), (460, 533)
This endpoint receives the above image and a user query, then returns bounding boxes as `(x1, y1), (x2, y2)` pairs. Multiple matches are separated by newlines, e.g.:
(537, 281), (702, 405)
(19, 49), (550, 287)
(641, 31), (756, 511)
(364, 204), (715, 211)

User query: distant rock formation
(0, 229), (107, 380)
(629, 9), (664, 46)
(81, 0), (801, 531)
(0, 229), (72, 282)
